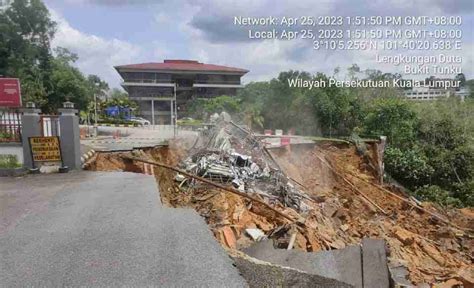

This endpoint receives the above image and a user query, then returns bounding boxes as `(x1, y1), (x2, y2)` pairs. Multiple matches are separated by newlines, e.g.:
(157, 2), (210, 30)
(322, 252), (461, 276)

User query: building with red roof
(115, 60), (248, 125)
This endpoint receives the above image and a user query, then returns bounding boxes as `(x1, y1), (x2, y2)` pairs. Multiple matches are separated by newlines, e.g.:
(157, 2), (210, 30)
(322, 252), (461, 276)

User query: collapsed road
(0, 172), (246, 286)
(86, 114), (473, 287)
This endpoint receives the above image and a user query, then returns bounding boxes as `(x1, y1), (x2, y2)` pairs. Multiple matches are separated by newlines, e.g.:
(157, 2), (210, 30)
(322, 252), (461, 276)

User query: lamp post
(93, 83), (100, 137)
(94, 92), (98, 126)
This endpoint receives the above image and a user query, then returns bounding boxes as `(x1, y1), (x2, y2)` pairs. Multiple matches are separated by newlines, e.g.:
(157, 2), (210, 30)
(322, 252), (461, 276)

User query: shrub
(414, 185), (462, 207)
(384, 147), (434, 189)
(0, 155), (21, 169)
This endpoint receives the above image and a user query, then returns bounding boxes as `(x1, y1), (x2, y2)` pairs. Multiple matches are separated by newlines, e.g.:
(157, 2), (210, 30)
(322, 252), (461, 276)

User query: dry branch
(122, 156), (296, 222)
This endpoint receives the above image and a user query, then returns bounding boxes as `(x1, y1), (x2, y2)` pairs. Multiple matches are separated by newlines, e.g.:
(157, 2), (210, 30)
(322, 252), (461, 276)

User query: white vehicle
(130, 117), (150, 126)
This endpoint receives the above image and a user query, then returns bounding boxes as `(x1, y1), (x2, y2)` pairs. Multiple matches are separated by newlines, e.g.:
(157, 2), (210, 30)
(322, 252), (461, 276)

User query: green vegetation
(100, 88), (137, 110)
(0, 132), (14, 140)
(0, 155), (21, 169)
(0, 0), (132, 117)
(188, 96), (241, 118)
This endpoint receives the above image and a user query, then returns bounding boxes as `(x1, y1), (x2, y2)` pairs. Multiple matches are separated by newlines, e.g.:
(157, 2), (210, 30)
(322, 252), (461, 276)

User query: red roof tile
(115, 60), (248, 74)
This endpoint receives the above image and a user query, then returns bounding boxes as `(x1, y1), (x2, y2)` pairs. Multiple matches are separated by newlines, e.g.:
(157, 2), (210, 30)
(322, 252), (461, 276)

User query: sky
(44, 0), (474, 88)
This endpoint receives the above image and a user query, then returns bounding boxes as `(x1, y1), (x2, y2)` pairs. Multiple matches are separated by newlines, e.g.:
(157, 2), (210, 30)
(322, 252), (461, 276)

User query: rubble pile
(177, 118), (310, 212)
(177, 119), (473, 286)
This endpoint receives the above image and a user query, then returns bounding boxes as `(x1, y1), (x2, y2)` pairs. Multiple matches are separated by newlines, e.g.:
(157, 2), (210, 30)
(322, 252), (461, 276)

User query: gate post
(20, 103), (42, 169)
(58, 102), (81, 170)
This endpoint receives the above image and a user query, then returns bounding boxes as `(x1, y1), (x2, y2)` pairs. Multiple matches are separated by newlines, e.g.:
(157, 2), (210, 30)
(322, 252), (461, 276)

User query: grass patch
(0, 155), (22, 169)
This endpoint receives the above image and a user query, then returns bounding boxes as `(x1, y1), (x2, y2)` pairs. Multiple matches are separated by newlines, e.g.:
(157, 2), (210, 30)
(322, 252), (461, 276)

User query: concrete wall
(243, 241), (363, 288)
(243, 238), (390, 288)
(20, 109), (42, 169)
(0, 143), (23, 164)
(59, 109), (81, 170)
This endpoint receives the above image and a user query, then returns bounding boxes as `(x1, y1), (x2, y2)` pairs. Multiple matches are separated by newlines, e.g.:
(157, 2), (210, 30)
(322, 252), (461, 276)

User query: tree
(242, 106), (264, 131)
(465, 79), (474, 99)
(263, 70), (313, 133)
(384, 146), (434, 189)
(0, 0), (56, 105)
(88, 74), (109, 100)
(109, 88), (128, 99)
(187, 95), (241, 120)
(347, 64), (361, 80)
(363, 97), (418, 147)
(454, 73), (466, 87)
(102, 89), (136, 110)
(47, 48), (92, 112)
(414, 99), (474, 196)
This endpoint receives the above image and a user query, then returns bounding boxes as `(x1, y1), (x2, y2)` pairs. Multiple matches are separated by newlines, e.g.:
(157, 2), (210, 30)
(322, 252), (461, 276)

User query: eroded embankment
(86, 141), (473, 286)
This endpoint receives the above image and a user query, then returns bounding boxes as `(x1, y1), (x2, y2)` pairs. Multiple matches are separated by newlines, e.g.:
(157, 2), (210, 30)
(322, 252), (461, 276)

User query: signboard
(0, 78), (22, 108)
(29, 136), (62, 163)
(281, 136), (291, 146)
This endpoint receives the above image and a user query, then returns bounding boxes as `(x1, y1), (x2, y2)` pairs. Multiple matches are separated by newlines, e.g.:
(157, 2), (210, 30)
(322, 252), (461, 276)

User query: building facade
(115, 60), (248, 125)
(404, 87), (452, 101)
(403, 78), (467, 101)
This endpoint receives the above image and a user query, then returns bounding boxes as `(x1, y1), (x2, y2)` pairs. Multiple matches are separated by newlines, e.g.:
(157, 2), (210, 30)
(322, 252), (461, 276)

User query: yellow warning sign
(29, 136), (62, 162)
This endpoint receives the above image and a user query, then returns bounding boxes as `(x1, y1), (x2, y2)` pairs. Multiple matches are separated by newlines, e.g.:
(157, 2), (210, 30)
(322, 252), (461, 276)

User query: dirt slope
(270, 143), (473, 285)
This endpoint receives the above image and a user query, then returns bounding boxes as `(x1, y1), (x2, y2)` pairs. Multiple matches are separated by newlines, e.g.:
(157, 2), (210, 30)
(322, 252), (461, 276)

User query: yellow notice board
(29, 136), (62, 162)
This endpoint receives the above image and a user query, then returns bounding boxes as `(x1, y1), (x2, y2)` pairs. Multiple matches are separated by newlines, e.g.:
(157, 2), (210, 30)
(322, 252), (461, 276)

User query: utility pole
(93, 82), (100, 137)
(174, 83), (177, 138)
(94, 93), (98, 125)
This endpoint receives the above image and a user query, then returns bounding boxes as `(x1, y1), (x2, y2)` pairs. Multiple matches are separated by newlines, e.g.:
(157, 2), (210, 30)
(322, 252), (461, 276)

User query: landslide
(87, 140), (473, 286)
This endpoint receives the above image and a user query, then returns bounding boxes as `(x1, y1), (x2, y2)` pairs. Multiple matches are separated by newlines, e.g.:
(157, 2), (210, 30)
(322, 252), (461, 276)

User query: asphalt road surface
(0, 171), (246, 287)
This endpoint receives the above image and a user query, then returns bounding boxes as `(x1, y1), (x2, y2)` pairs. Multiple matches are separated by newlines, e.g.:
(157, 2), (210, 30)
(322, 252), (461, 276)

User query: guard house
(114, 60), (248, 125)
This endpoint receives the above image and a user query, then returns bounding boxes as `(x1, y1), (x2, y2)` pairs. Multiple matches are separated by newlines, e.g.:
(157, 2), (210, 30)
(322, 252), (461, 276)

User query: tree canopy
(0, 0), (116, 113)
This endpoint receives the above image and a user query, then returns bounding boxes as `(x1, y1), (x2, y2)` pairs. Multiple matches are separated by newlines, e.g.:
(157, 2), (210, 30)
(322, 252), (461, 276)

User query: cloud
(48, 0), (474, 87)
(181, 0), (473, 81)
(62, 0), (162, 6)
(50, 9), (144, 88)
(187, 0), (473, 44)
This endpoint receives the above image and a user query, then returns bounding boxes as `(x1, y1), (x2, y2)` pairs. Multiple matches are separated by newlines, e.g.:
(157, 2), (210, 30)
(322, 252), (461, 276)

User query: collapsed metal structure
(175, 113), (312, 212)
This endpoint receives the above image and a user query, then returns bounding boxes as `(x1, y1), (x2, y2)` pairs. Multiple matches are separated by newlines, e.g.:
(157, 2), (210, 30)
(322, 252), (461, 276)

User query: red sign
(0, 78), (22, 108)
(281, 136), (291, 146)
(264, 129), (273, 135)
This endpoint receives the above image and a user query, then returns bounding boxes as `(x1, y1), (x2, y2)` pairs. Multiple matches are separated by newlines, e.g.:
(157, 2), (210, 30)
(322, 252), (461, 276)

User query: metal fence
(0, 109), (22, 143)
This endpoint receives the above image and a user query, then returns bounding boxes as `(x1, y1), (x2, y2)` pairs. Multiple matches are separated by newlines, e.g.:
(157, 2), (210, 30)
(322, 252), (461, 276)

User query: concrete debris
(243, 240), (364, 288)
(389, 261), (413, 287)
(177, 120), (309, 212)
(174, 173), (186, 182)
(245, 228), (266, 242)
(231, 250), (352, 288)
(362, 238), (390, 288)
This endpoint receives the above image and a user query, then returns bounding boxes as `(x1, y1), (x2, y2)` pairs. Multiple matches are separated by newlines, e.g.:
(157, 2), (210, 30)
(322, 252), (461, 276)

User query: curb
(97, 123), (140, 127)
(81, 149), (96, 169)
(85, 139), (164, 144)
